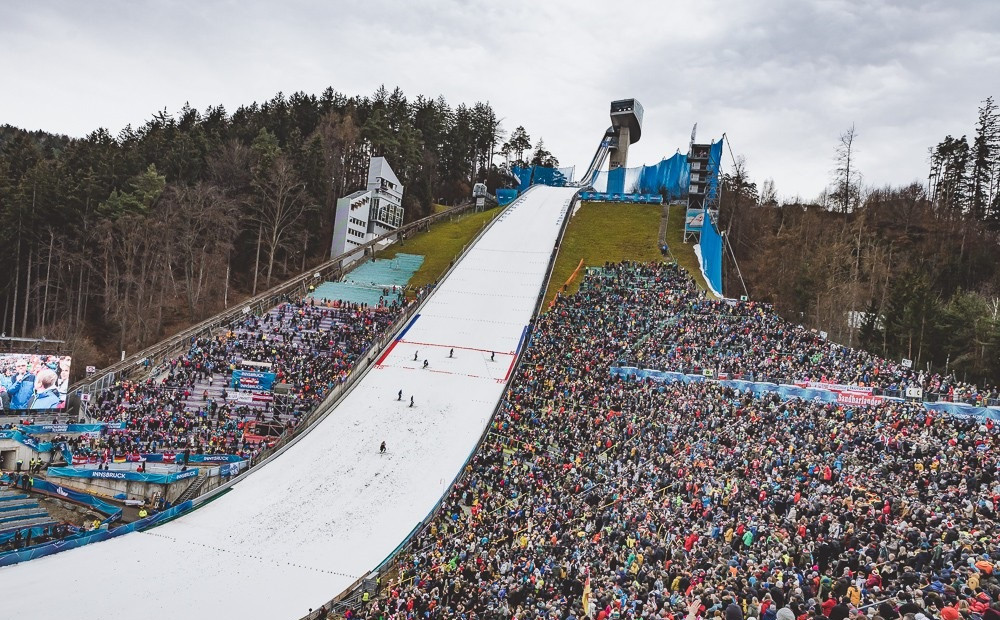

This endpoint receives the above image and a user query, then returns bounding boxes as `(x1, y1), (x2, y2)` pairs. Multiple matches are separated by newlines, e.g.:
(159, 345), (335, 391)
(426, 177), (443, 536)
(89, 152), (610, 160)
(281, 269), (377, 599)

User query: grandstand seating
(0, 489), (52, 534)
(174, 304), (349, 423)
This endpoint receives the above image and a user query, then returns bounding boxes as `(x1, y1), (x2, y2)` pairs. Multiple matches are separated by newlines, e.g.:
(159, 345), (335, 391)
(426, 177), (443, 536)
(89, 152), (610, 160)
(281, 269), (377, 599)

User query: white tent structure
(0, 186), (578, 620)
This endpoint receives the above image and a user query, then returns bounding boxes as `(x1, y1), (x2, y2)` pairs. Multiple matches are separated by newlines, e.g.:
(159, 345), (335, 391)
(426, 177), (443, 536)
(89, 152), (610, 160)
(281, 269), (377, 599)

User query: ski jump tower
(608, 98), (643, 169)
(579, 99), (644, 185)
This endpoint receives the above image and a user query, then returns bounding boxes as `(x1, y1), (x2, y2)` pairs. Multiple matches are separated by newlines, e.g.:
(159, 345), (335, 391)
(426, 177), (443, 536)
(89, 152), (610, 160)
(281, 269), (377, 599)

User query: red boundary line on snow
(375, 340), (399, 366)
(502, 356), (518, 382)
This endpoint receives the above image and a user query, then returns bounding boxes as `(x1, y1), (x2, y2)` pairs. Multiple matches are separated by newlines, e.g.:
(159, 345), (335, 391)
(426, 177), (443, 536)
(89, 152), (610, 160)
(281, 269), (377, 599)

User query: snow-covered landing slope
(0, 185), (577, 620)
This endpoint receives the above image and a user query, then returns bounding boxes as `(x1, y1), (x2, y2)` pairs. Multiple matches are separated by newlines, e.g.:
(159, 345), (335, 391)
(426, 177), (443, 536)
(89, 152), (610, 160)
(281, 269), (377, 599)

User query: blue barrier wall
(496, 189), (518, 205)
(699, 214), (724, 296)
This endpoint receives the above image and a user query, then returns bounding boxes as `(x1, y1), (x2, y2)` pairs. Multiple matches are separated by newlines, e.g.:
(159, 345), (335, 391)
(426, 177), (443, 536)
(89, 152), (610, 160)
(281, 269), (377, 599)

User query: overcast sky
(2, 0), (998, 200)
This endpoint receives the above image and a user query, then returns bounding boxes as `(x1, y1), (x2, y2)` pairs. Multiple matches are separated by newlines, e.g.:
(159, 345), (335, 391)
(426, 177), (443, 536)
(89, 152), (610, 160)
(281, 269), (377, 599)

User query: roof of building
(368, 156), (402, 189)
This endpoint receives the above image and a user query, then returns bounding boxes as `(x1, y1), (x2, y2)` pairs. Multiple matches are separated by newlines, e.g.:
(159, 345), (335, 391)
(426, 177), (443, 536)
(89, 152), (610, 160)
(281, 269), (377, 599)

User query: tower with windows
(331, 157), (405, 261)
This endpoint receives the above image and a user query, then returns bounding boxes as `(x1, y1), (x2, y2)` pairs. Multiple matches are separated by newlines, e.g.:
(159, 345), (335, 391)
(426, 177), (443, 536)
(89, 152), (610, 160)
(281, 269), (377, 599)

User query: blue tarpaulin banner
(586, 138), (722, 199)
(698, 213), (725, 296)
(578, 192), (662, 204)
(230, 370), (276, 391)
(606, 167), (626, 194)
(0, 430), (52, 452)
(46, 466), (200, 485)
(512, 166), (533, 193)
(26, 477), (121, 517)
(496, 188), (518, 206)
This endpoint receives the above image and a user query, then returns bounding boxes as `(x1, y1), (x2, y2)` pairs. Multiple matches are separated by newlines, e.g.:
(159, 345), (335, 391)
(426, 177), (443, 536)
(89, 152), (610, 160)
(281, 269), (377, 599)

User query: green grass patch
(665, 204), (715, 297)
(542, 202), (665, 309)
(377, 206), (503, 294)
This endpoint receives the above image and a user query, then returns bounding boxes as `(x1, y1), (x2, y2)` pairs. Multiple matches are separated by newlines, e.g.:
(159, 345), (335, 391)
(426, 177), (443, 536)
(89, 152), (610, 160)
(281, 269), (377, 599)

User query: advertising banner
(794, 381), (874, 394)
(230, 370), (277, 392)
(684, 209), (705, 234)
(836, 390), (884, 407)
(46, 466), (200, 485)
(28, 478), (121, 516)
(17, 423), (124, 435)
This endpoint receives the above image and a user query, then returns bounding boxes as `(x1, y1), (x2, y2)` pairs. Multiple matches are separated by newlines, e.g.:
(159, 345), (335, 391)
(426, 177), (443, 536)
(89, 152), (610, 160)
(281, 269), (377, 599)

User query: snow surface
(0, 186), (578, 620)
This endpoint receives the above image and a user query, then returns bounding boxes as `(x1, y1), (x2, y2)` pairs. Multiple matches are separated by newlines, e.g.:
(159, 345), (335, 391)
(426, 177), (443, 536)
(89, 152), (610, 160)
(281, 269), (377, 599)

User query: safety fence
(298, 188), (580, 619)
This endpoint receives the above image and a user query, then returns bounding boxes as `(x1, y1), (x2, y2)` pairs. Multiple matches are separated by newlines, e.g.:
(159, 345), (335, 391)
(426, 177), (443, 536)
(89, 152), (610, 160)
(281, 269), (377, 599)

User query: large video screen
(0, 353), (72, 411)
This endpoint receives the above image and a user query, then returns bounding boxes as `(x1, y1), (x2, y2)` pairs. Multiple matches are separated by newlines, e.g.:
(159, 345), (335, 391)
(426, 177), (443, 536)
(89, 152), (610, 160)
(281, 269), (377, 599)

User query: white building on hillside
(331, 156), (405, 261)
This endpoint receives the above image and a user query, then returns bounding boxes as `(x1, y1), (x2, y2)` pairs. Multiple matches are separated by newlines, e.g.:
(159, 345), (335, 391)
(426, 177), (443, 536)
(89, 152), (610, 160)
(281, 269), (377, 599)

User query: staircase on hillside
(175, 474), (209, 504)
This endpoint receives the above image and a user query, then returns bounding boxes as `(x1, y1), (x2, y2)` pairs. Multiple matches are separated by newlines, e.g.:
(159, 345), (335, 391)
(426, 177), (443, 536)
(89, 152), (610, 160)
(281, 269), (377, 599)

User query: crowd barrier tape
(45, 466), (200, 485)
(0, 500), (193, 568)
(610, 367), (1000, 420)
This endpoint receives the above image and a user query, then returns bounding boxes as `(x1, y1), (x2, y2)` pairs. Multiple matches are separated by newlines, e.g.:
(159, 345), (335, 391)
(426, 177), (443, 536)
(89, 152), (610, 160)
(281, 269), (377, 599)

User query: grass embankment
(376, 206), (503, 294)
(665, 203), (715, 296)
(542, 202), (665, 309)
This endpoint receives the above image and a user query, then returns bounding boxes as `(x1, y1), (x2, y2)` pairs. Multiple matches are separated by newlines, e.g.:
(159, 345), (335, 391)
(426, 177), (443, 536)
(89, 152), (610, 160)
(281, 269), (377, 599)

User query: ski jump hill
(0, 185), (578, 620)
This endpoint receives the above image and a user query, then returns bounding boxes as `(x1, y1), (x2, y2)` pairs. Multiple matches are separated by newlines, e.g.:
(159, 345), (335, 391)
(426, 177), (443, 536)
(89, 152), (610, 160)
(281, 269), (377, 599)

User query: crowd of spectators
(610, 283), (995, 405)
(358, 262), (999, 620)
(73, 295), (405, 462)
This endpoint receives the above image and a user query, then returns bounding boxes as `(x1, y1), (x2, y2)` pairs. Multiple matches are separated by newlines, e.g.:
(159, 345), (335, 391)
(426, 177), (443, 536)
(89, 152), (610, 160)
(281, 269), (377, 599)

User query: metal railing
(300, 188), (580, 620)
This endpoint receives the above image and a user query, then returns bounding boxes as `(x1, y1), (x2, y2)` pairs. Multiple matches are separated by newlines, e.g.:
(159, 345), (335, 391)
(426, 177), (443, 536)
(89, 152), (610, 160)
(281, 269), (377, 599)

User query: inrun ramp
(0, 185), (577, 620)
